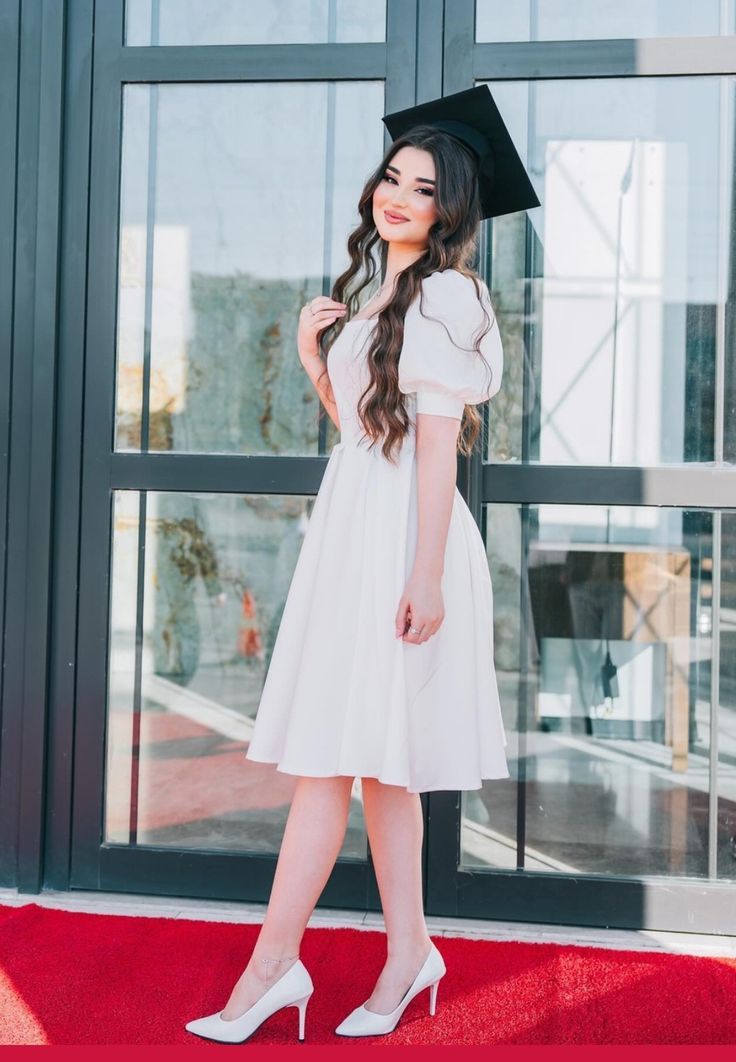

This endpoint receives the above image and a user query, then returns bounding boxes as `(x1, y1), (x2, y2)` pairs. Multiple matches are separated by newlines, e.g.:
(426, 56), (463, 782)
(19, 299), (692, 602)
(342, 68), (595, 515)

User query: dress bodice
(326, 270), (504, 452)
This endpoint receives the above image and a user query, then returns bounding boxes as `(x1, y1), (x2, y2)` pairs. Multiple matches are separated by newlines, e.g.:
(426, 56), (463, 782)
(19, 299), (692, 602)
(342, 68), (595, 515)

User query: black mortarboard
(382, 84), (540, 220)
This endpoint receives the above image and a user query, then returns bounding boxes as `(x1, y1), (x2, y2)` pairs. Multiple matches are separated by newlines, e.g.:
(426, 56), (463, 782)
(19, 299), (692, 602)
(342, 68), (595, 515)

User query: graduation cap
(382, 84), (540, 220)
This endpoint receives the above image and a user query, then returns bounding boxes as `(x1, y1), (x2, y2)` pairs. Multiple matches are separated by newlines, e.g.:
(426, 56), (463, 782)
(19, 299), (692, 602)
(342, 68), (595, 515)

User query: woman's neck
(383, 244), (428, 291)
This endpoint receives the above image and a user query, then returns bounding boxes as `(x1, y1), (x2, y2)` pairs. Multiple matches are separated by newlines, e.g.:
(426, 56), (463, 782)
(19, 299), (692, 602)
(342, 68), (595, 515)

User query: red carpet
(0, 902), (734, 1045)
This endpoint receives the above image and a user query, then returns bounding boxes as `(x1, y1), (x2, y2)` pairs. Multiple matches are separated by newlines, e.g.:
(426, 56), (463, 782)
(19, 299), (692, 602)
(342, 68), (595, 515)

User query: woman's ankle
(249, 949), (300, 984)
(386, 935), (432, 963)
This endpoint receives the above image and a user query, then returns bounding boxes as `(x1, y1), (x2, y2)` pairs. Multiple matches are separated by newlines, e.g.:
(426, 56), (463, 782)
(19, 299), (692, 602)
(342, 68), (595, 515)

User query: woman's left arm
(394, 269), (503, 643)
(394, 413), (460, 643)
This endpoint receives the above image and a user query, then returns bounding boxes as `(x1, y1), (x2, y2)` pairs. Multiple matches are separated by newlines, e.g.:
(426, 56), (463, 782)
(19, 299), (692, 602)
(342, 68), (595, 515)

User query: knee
(360, 775), (404, 792)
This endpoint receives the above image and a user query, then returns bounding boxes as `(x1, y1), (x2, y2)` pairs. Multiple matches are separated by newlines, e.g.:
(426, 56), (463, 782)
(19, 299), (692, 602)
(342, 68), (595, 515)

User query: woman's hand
(298, 296), (347, 360)
(395, 573), (445, 644)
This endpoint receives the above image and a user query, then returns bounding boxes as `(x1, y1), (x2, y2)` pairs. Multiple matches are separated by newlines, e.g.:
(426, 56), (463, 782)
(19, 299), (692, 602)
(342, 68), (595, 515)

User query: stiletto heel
(335, 940), (447, 1037)
(429, 977), (440, 1016)
(185, 958), (314, 1044)
(294, 992), (312, 1041)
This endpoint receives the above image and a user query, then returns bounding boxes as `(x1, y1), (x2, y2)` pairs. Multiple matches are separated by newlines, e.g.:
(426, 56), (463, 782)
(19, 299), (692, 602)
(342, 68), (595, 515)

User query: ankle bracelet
(260, 954), (299, 979)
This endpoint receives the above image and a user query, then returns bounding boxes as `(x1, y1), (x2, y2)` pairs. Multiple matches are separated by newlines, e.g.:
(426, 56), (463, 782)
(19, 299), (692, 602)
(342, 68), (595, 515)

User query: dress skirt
(244, 411), (509, 793)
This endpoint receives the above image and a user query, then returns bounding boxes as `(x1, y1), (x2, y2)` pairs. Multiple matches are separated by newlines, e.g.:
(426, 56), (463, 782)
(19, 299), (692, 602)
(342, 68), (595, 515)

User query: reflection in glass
(461, 502), (736, 881)
(126, 0), (386, 45)
(481, 76), (733, 467)
(475, 0), (734, 42)
(719, 514), (736, 877)
(116, 80), (384, 454)
(104, 489), (368, 856)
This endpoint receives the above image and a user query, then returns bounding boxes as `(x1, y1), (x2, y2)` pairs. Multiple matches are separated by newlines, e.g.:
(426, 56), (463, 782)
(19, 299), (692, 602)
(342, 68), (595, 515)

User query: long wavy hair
(318, 124), (498, 465)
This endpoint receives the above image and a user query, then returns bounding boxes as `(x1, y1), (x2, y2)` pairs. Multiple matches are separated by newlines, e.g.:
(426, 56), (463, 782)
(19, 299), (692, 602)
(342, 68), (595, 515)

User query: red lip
(385, 210), (408, 222)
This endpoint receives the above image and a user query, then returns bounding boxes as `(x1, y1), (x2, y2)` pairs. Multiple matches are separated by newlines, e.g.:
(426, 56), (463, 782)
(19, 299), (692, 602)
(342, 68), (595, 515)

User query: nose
(388, 188), (408, 211)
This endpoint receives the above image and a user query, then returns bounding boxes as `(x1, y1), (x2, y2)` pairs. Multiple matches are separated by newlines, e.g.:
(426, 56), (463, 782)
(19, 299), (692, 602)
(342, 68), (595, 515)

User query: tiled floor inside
(1, 886), (734, 958)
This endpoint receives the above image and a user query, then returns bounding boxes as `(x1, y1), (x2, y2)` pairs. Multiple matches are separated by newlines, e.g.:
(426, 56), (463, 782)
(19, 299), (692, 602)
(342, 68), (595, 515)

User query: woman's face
(372, 145), (438, 248)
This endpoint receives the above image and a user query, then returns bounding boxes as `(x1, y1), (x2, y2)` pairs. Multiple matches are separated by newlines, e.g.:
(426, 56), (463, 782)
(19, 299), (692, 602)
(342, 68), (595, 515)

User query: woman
(185, 85), (539, 1044)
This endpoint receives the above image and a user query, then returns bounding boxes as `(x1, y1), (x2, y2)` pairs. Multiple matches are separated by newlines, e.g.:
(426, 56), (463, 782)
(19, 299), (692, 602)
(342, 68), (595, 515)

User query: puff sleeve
(398, 269), (503, 419)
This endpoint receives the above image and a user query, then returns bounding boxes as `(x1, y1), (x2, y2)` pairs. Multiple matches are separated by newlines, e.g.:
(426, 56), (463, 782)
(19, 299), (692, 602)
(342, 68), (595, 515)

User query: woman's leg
(359, 777), (433, 1014)
(222, 774), (355, 1019)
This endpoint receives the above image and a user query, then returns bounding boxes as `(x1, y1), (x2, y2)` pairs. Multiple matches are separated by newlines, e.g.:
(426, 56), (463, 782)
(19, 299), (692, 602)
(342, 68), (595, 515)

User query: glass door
(426, 0), (736, 933)
(70, 0), (419, 907)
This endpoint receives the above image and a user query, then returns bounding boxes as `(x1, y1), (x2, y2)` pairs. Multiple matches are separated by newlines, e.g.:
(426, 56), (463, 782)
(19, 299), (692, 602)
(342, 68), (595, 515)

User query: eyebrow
(386, 163), (435, 186)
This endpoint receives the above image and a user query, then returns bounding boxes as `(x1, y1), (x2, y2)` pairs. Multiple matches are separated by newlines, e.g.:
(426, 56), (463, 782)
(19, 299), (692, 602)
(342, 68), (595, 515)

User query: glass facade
(105, 487), (367, 857)
(125, 0), (387, 46)
(1, 0), (734, 933)
(484, 74), (732, 467)
(475, 0), (735, 42)
(115, 80), (382, 455)
(466, 502), (735, 880)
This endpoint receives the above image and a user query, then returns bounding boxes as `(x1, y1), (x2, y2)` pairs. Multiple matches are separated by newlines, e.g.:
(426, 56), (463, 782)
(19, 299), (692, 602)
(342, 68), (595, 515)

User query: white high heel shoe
(185, 958), (314, 1043)
(334, 940), (446, 1037)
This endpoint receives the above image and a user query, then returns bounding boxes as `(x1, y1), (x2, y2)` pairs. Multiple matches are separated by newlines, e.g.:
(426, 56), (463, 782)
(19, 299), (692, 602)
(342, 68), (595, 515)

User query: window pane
(105, 489), (369, 855)
(126, 0), (386, 45)
(460, 502), (732, 881)
(116, 81), (384, 455)
(482, 76), (733, 467)
(475, 0), (734, 42)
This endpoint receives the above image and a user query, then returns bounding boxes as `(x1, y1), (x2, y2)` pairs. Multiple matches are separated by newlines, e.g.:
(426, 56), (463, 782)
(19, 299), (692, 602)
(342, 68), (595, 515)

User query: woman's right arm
(297, 295), (347, 432)
(299, 351), (341, 431)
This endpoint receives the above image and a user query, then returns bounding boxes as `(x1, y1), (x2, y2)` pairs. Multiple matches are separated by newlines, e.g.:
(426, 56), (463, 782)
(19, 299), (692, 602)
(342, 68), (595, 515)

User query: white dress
(245, 268), (510, 793)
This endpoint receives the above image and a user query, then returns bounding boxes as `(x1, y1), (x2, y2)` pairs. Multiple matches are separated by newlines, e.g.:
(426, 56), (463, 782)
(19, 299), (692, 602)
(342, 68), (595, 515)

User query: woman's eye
(383, 174), (433, 195)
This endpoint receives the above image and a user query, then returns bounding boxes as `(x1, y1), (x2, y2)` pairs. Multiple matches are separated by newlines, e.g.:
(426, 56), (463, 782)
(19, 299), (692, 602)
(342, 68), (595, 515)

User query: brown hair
(318, 124), (498, 464)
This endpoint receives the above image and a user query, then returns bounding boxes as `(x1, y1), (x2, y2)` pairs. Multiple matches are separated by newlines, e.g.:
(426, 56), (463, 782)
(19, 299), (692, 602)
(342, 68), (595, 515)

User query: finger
(308, 298), (347, 313)
(311, 315), (345, 335)
(417, 618), (439, 643)
(403, 619), (426, 643)
(314, 308), (347, 324)
(313, 315), (343, 334)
